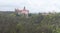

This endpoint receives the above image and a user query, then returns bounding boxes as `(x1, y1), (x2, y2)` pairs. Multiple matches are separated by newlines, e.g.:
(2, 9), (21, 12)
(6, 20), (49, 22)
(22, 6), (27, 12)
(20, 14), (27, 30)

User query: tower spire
(23, 6), (25, 10)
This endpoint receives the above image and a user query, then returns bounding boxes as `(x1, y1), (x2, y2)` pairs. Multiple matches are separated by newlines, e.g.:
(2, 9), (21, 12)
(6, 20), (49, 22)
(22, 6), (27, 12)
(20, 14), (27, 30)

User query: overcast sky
(0, 0), (60, 13)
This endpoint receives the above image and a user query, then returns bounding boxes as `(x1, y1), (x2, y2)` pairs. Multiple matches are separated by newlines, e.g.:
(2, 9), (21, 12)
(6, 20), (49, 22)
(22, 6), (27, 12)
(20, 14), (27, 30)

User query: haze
(0, 0), (60, 13)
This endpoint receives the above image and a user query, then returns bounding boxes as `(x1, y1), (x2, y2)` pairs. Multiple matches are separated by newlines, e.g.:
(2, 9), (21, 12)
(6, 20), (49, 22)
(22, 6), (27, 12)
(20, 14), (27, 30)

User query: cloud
(0, 0), (60, 13)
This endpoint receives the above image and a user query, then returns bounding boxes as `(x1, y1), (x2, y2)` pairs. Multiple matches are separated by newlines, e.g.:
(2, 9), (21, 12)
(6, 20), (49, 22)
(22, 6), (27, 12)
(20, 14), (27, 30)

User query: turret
(23, 6), (26, 10)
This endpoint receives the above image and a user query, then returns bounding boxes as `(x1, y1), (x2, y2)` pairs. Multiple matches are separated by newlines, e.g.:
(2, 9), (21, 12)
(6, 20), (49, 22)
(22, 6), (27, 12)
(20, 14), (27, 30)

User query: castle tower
(23, 6), (25, 10)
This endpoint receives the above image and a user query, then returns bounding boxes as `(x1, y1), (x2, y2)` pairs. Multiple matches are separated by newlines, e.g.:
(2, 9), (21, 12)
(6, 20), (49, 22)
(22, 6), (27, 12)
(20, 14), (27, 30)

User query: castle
(15, 7), (29, 17)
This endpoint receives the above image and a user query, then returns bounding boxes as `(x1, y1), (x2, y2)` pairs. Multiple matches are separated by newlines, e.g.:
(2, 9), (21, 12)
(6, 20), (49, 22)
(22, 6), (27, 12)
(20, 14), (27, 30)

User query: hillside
(0, 12), (60, 33)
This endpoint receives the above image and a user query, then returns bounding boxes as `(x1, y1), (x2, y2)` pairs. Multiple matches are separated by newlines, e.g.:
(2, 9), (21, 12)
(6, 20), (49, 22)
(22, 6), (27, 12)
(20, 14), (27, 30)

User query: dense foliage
(0, 12), (60, 33)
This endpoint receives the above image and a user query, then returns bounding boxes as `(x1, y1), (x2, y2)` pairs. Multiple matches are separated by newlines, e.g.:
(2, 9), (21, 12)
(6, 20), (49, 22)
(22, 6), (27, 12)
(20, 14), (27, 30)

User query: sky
(0, 0), (60, 13)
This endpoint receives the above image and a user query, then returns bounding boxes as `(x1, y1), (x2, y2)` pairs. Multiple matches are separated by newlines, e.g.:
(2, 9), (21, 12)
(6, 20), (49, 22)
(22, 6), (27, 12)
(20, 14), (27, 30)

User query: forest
(0, 12), (60, 33)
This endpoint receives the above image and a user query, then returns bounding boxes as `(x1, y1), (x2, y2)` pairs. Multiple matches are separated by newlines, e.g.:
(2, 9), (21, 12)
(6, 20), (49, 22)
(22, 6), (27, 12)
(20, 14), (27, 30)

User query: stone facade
(15, 7), (29, 17)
